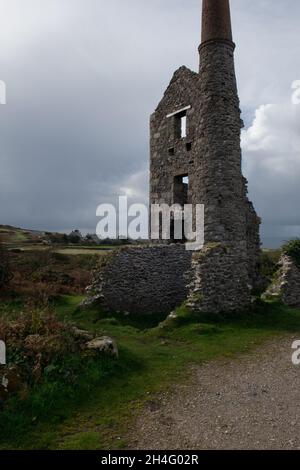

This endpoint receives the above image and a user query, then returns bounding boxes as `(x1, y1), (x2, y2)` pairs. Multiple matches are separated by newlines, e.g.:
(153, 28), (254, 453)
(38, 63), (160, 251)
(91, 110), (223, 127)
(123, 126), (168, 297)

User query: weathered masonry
(84, 0), (261, 315)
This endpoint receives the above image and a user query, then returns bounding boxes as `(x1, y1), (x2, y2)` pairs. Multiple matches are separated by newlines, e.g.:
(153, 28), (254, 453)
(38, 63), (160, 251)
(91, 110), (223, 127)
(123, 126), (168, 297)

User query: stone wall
(245, 190), (261, 288)
(82, 245), (192, 315)
(149, 66), (200, 213)
(268, 255), (300, 307)
(186, 243), (251, 313)
(83, 243), (255, 316)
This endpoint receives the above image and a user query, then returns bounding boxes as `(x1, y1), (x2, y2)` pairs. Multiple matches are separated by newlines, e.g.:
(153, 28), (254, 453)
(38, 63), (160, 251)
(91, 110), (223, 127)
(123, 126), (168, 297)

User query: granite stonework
(148, 3), (260, 313)
(186, 243), (251, 313)
(150, 42), (260, 273)
(84, 0), (261, 316)
(267, 255), (300, 307)
(83, 245), (192, 315)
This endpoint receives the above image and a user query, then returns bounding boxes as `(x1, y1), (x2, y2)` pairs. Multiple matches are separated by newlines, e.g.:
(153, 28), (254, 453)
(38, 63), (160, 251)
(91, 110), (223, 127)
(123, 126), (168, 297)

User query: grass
(55, 248), (113, 256)
(0, 227), (31, 243)
(1, 295), (300, 450)
(10, 232), (29, 243)
(8, 244), (116, 253)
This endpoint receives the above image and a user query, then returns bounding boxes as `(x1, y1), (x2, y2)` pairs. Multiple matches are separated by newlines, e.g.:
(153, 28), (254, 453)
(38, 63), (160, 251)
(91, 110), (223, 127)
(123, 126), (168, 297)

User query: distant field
(55, 247), (114, 256)
(8, 244), (115, 255)
(0, 224), (119, 255)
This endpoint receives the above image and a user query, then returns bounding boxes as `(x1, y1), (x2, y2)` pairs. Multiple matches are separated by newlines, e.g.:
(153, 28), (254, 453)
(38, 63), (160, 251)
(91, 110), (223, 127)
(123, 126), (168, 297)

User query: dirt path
(127, 337), (300, 450)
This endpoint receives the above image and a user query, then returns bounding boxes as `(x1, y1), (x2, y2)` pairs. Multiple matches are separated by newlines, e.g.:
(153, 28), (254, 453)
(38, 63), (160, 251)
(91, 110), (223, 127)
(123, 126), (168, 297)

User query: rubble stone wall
(186, 243), (251, 313)
(83, 245), (192, 315)
(83, 243), (254, 316)
(271, 255), (300, 307)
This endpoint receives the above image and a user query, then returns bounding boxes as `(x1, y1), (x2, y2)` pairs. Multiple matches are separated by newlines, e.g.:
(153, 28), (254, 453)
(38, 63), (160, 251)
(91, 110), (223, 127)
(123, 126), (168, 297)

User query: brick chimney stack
(202, 0), (232, 44)
(201, 0), (233, 45)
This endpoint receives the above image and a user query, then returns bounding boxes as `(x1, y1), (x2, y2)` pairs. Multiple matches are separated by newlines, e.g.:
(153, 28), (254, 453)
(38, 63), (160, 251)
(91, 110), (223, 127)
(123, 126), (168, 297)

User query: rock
(71, 327), (94, 342)
(85, 336), (118, 359)
(168, 312), (178, 320)
(79, 294), (103, 309)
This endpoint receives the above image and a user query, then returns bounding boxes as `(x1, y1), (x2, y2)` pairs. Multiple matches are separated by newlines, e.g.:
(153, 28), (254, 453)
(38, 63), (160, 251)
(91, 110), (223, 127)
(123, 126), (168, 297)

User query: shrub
(0, 308), (78, 384)
(0, 307), (117, 441)
(260, 250), (281, 280)
(282, 239), (300, 269)
(45, 232), (69, 244)
(0, 242), (11, 289)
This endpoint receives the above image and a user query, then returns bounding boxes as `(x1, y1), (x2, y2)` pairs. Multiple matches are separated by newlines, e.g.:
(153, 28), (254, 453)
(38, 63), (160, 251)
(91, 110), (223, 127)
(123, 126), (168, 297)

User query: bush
(45, 232), (69, 245)
(0, 242), (11, 289)
(0, 307), (117, 442)
(260, 250), (281, 280)
(282, 239), (300, 269)
(0, 308), (78, 386)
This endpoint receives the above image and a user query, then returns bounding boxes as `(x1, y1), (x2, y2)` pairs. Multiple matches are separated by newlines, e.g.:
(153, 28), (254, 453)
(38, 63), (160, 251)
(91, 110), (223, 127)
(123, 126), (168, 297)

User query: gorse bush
(282, 239), (300, 269)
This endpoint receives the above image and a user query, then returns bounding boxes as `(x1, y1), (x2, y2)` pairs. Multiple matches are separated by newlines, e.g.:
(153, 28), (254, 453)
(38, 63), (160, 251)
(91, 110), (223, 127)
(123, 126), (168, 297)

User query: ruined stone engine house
(84, 0), (261, 316)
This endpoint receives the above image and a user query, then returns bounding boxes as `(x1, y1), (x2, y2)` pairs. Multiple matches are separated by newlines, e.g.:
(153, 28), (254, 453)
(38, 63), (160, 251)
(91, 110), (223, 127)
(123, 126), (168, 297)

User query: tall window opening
(174, 174), (189, 207)
(171, 174), (189, 243)
(180, 115), (187, 138)
(175, 111), (187, 139)
(166, 106), (191, 140)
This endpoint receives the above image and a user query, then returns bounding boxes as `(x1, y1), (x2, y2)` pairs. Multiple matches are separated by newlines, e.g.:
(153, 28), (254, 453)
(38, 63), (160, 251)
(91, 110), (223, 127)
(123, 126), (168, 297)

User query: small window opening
(168, 148), (175, 156)
(186, 142), (192, 152)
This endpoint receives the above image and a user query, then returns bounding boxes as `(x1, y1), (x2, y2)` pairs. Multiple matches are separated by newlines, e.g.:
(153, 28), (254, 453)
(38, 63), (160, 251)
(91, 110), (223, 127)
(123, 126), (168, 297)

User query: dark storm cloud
(0, 0), (204, 232)
(0, 0), (299, 246)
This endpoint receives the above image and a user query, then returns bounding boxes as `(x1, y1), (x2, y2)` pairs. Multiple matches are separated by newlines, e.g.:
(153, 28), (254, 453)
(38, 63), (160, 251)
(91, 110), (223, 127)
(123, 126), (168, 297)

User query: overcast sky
(0, 0), (299, 247)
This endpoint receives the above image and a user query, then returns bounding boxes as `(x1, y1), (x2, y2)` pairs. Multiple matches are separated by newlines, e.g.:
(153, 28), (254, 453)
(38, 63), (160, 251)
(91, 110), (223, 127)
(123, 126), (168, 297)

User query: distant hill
(0, 225), (122, 248)
(0, 225), (47, 245)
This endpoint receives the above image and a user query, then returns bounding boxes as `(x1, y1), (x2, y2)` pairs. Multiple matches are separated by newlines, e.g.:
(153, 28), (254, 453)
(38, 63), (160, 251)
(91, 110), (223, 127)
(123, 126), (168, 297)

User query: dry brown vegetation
(1, 248), (98, 305)
(0, 242), (12, 289)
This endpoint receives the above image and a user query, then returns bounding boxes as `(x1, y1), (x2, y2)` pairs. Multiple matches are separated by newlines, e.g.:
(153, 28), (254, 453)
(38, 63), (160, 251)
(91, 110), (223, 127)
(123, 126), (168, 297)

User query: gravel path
(127, 337), (300, 450)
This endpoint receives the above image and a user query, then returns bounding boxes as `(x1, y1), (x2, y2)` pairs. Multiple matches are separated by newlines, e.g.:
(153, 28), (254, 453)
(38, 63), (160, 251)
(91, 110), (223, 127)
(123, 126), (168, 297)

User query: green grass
(1, 295), (300, 450)
(62, 245), (117, 250)
(11, 231), (29, 242)
(0, 226), (32, 243)
(8, 245), (116, 255)
(55, 248), (113, 256)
